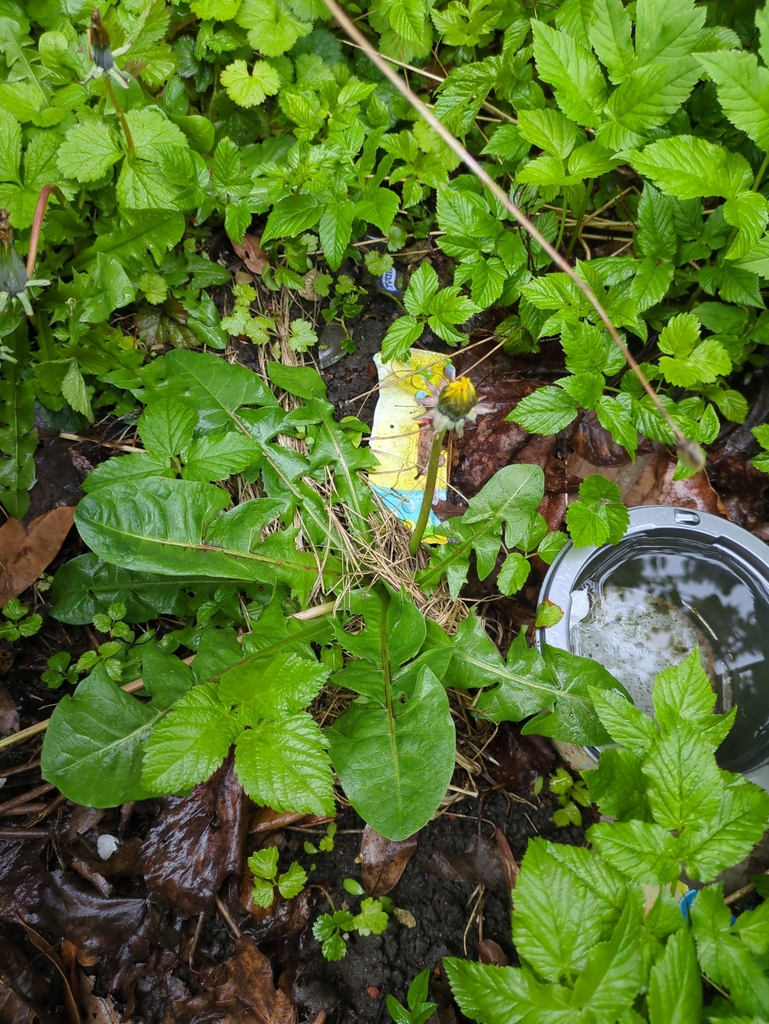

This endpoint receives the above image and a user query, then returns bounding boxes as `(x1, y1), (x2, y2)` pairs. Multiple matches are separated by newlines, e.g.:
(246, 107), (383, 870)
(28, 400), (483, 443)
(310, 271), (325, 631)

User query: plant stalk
(408, 428), (445, 557)
(320, 0), (699, 466)
(105, 77), (136, 159)
(26, 184), (68, 278)
(566, 180), (592, 259)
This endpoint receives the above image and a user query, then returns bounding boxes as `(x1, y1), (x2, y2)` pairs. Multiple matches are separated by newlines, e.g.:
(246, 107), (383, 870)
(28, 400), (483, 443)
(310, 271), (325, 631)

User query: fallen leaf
(0, 506), (75, 607)
(393, 907), (416, 928)
(199, 936), (297, 1024)
(78, 974), (119, 1024)
(142, 760), (248, 917)
(360, 825), (418, 897)
(571, 410), (654, 468)
(485, 722), (554, 793)
(232, 235), (268, 275)
(478, 939), (509, 967)
(0, 682), (18, 736)
(623, 449), (723, 513)
(495, 828), (519, 894)
(423, 835), (505, 890)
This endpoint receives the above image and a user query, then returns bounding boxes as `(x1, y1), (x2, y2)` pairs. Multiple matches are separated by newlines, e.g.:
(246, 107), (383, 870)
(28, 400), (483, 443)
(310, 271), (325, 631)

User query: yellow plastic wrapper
(368, 349), (451, 537)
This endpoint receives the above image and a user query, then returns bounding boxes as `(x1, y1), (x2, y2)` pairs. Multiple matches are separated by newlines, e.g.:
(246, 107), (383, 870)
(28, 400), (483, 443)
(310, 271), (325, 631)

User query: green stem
(754, 150), (769, 193)
(408, 428), (445, 557)
(554, 192), (568, 253)
(105, 77), (136, 159)
(566, 179), (592, 259)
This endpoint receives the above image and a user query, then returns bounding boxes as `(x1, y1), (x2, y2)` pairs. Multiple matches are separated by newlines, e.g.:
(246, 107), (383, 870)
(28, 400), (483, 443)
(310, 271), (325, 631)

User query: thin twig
(320, 0), (701, 470)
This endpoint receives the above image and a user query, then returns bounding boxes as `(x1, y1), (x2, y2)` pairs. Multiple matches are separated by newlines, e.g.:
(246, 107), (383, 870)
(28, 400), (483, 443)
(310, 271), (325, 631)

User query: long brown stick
(321, 0), (703, 470)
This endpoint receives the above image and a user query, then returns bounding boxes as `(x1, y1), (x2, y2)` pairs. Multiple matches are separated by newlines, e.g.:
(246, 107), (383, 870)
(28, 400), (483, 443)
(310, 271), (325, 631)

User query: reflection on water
(569, 545), (769, 772)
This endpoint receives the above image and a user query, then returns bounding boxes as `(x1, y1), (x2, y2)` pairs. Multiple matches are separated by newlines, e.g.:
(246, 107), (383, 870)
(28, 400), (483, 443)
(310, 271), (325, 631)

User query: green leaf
(181, 431), (261, 481)
(0, 108), (21, 183)
(248, 846), (279, 880)
(58, 117), (121, 182)
(251, 877), (275, 907)
(568, 889), (644, 1018)
(531, 21), (607, 128)
(596, 61), (700, 151)
(648, 926), (702, 1024)
(404, 263), (440, 316)
(61, 360), (93, 422)
(381, 315), (424, 362)
(327, 666), (455, 841)
(319, 198), (355, 271)
(220, 651), (329, 719)
(261, 194), (321, 243)
(591, 0), (633, 84)
(636, 185), (676, 261)
(652, 647), (717, 734)
(507, 386), (579, 435)
(235, 712), (334, 815)
(236, 0), (313, 56)
(353, 897), (389, 936)
(586, 820), (680, 883)
(497, 552), (530, 596)
(517, 108), (580, 160)
(445, 959), (571, 1024)
(589, 686), (656, 755)
(141, 682), (239, 793)
(278, 860), (307, 898)
(159, 350), (278, 431)
(75, 478), (338, 607)
(642, 722), (722, 832)
(138, 397), (197, 458)
(691, 885), (769, 1016)
(220, 59), (281, 107)
(535, 599), (564, 628)
(513, 838), (627, 982)
(698, 50), (769, 153)
(682, 779), (769, 881)
(630, 135), (749, 200)
(454, 615), (623, 745)
(41, 666), (161, 807)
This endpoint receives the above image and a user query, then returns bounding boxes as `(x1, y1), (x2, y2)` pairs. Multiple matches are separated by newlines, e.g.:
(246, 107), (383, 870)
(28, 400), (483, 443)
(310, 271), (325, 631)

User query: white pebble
(97, 834), (119, 860)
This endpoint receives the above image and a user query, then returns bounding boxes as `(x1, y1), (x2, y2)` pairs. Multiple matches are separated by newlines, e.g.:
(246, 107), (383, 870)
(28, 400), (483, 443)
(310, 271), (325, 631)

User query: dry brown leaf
(232, 235), (268, 275)
(0, 682), (18, 736)
(78, 975), (119, 1024)
(0, 506), (75, 607)
(478, 939), (509, 967)
(622, 449), (723, 514)
(201, 936), (297, 1024)
(360, 825), (418, 897)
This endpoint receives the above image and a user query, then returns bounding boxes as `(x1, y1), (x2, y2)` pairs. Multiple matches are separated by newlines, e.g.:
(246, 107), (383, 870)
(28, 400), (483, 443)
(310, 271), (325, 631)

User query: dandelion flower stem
(105, 77), (136, 159)
(409, 428), (446, 557)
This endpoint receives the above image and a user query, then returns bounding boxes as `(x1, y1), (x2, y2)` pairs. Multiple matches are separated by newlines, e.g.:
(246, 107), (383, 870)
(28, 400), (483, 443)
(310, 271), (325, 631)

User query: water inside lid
(569, 539), (769, 772)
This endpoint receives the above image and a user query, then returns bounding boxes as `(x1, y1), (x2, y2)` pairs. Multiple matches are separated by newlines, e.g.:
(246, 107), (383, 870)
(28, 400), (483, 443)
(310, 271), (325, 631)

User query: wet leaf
(141, 760), (248, 916)
(0, 506), (75, 607)
(232, 234), (269, 274)
(423, 835), (506, 890)
(0, 681), (19, 736)
(198, 936), (297, 1024)
(360, 825), (418, 897)
(485, 722), (555, 793)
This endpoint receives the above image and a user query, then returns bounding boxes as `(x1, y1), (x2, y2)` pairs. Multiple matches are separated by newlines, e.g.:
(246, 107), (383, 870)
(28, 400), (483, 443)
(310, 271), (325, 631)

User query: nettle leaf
(517, 108), (580, 160)
(220, 59), (281, 107)
(58, 117), (122, 182)
(513, 839), (628, 982)
(698, 50), (769, 153)
(138, 396), (197, 458)
(141, 683), (240, 793)
(691, 885), (769, 1016)
(591, 0), (634, 85)
(319, 198), (355, 271)
(236, 713), (334, 815)
(531, 21), (607, 128)
(629, 135), (749, 201)
(506, 386), (579, 435)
